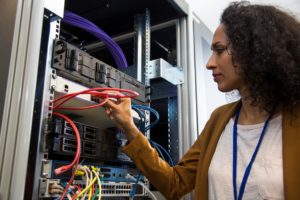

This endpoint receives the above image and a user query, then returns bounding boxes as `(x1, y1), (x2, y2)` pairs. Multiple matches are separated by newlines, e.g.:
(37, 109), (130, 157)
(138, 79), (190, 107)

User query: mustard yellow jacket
(123, 101), (300, 199)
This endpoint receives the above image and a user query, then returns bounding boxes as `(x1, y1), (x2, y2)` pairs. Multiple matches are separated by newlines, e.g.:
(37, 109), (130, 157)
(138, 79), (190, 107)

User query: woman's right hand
(104, 97), (139, 141)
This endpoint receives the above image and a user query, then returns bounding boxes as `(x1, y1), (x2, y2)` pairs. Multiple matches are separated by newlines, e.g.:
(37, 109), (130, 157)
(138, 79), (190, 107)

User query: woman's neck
(238, 99), (270, 125)
(237, 89), (281, 125)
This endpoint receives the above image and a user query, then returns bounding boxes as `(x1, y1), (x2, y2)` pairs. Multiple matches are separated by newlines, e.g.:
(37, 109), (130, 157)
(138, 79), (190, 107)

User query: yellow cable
(92, 167), (101, 200)
(84, 166), (94, 200)
(76, 177), (97, 199)
(76, 165), (89, 200)
(88, 186), (92, 200)
(88, 179), (93, 200)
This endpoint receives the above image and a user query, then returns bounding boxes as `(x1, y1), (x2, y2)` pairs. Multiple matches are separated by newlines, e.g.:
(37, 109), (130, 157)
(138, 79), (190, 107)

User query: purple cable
(63, 17), (123, 66)
(63, 12), (127, 68)
(63, 12), (126, 68)
(63, 11), (128, 68)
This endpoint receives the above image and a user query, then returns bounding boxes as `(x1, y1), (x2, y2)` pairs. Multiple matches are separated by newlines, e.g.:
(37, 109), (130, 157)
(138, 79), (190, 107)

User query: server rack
(0, 0), (212, 199)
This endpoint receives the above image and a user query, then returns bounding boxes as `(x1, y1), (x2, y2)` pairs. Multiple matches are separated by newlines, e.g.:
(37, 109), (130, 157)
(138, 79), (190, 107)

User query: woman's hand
(104, 96), (139, 141)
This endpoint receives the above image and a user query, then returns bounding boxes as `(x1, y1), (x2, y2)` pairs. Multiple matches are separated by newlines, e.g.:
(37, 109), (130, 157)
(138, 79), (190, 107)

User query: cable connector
(75, 169), (85, 176)
(54, 166), (70, 175)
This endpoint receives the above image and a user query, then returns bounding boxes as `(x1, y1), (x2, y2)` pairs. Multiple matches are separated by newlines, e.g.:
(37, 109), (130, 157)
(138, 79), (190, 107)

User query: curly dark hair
(221, 1), (300, 112)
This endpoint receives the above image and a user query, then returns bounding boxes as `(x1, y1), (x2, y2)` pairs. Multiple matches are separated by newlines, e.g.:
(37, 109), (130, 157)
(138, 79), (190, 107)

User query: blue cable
(129, 174), (141, 198)
(131, 106), (146, 133)
(131, 105), (174, 166)
(150, 140), (174, 166)
(130, 105), (174, 198)
(131, 104), (160, 131)
(150, 140), (166, 161)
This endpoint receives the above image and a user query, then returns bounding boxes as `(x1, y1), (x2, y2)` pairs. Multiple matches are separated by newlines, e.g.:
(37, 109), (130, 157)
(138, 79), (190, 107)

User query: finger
(103, 90), (123, 95)
(102, 90), (124, 98)
(104, 99), (118, 109)
(116, 96), (131, 105)
(105, 107), (111, 114)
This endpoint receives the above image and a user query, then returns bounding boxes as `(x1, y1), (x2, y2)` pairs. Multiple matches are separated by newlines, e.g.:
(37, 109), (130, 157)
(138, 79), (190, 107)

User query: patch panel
(39, 160), (147, 199)
(43, 160), (141, 183)
(39, 179), (145, 198)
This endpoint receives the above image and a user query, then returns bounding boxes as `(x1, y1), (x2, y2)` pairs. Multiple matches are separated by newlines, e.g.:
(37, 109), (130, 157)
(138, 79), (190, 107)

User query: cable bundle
(131, 104), (174, 166)
(71, 165), (102, 200)
(129, 104), (174, 199)
(53, 87), (138, 110)
(52, 88), (171, 199)
(52, 112), (81, 200)
(63, 11), (128, 68)
(52, 88), (139, 200)
(132, 105), (160, 132)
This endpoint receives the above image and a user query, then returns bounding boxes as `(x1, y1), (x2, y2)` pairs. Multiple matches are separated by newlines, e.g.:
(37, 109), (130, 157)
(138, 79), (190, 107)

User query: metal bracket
(50, 71), (57, 91)
(148, 59), (184, 85)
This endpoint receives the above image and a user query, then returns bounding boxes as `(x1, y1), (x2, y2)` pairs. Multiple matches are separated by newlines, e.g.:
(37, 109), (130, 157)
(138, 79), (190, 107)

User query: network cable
(63, 11), (128, 68)
(129, 104), (174, 199)
(127, 174), (158, 200)
(129, 174), (141, 199)
(52, 112), (80, 200)
(130, 105), (174, 166)
(52, 88), (139, 200)
(150, 140), (174, 166)
(131, 104), (160, 132)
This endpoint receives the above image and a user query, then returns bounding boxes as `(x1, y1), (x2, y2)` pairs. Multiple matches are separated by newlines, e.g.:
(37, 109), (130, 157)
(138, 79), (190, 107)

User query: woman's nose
(206, 54), (216, 70)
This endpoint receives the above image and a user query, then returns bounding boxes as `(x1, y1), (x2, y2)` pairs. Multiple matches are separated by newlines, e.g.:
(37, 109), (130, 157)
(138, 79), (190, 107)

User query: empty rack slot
(62, 145), (76, 153)
(62, 138), (77, 146)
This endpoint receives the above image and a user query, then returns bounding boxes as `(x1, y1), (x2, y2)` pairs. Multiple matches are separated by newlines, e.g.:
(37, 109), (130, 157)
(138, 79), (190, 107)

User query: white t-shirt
(208, 115), (284, 200)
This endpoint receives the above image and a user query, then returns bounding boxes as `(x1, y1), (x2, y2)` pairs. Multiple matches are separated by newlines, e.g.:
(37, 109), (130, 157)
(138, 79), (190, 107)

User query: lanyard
(232, 106), (273, 200)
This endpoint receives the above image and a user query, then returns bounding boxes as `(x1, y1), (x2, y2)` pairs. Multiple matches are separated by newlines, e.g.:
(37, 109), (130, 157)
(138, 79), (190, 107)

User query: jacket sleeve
(122, 115), (215, 200)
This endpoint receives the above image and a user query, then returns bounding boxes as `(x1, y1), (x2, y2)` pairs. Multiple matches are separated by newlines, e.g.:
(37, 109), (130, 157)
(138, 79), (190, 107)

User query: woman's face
(206, 24), (245, 92)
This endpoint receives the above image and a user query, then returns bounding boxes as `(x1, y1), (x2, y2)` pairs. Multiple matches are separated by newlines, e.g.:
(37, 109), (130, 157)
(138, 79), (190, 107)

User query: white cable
(78, 165), (89, 200)
(138, 183), (158, 200)
(67, 193), (72, 200)
(126, 174), (158, 200)
(84, 166), (94, 200)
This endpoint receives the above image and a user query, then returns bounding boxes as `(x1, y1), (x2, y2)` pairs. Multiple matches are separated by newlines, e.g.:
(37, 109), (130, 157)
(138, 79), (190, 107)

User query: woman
(104, 2), (300, 199)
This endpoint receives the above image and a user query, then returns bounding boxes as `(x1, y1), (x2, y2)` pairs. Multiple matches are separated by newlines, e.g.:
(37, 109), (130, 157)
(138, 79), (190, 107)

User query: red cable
(56, 98), (109, 111)
(53, 90), (108, 110)
(91, 184), (95, 198)
(53, 112), (81, 175)
(60, 160), (79, 200)
(52, 87), (139, 199)
(53, 87), (139, 110)
(53, 112), (81, 200)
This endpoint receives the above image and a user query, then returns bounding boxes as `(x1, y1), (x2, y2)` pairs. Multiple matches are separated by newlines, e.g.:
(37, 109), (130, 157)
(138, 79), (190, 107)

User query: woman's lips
(213, 74), (222, 82)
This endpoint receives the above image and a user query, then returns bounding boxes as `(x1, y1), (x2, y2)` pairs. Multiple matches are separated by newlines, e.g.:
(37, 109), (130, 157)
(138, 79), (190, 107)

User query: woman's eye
(215, 48), (225, 54)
